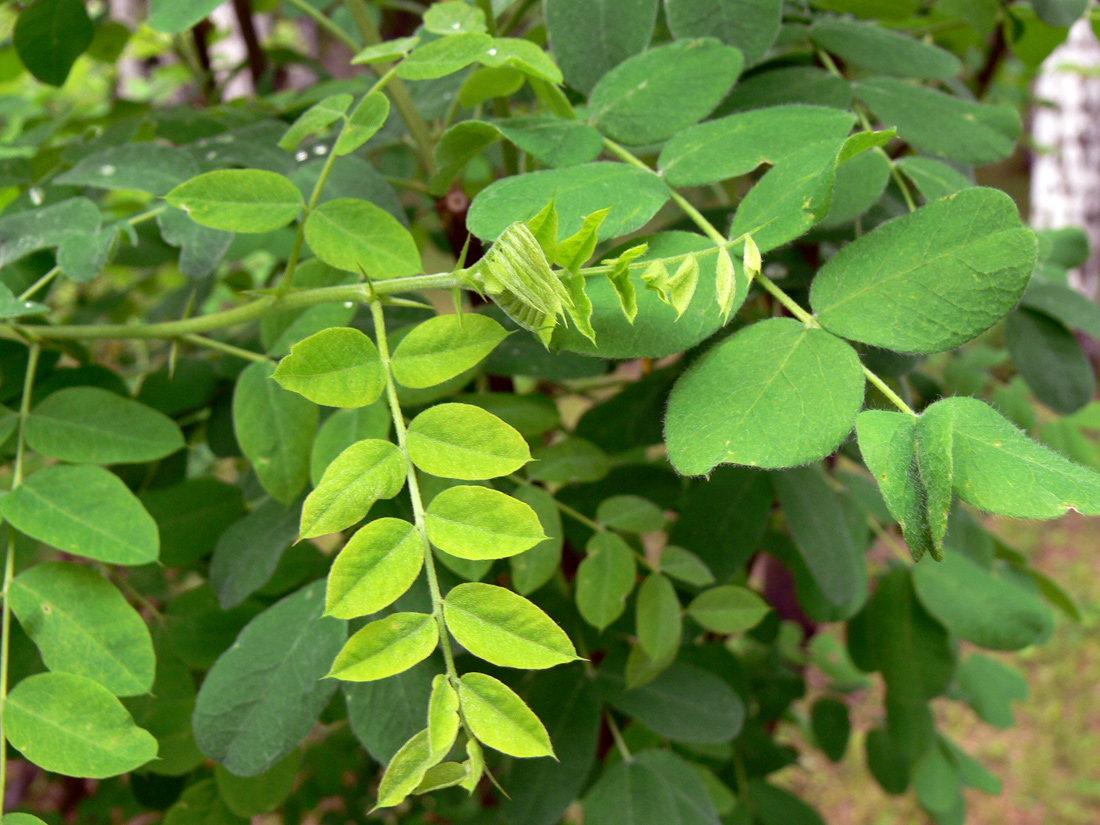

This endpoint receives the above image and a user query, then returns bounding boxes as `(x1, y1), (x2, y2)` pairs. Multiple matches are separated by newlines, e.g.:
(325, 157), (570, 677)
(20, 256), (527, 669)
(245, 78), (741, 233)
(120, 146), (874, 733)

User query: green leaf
(1007, 308), (1094, 414)
(10, 562), (154, 697)
(894, 156), (973, 202)
(14, 0), (93, 86)
(415, 761), (468, 793)
(215, 749), (301, 817)
(427, 674), (461, 755)
(1, 464), (159, 566)
(233, 362), (318, 504)
(746, 780), (828, 825)
(25, 387), (184, 465)
(659, 546), (715, 587)
(912, 552), (1052, 650)
(480, 37), (563, 83)
(192, 583), (346, 776)
(666, 318), (865, 474)
(407, 402), (531, 480)
(0, 197), (99, 270)
(601, 659), (744, 744)
(157, 206), (234, 279)
(1020, 278), (1100, 340)
(576, 531), (637, 630)
(391, 314), (508, 389)
(278, 94), (353, 151)
(443, 582), (579, 669)
(327, 612), (439, 681)
(820, 150), (892, 228)
(468, 162), (671, 242)
(687, 585), (770, 634)
(334, 92), (390, 156)
(375, 729), (444, 809)
(3, 814), (48, 825)
(273, 327), (384, 408)
(664, 0), (782, 65)
(658, 105), (855, 187)
(584, 757), (679, 825)
(123, 650), (203, 776)
(528, 437), (611, 483)
(209, 498), (302, 608)
(636, 573), (682, 662)
(811, 697), (851, 763)
(923, 396), (1100, 517)
(166, 170), (305, 233)
(810, 18), (962, 79)
(344, 656), (441, 764)
(726, 136), (846, 252)
(543, 0), (657, 94)
(304, 198), (422, 278)
(351, 36), (420, 65)
(496, 117), (604, 168)
(5, 672), (157, 778)
(509, 484), (564, 595)
(773, 466), (865, 607)
(811, 187), (1038, 353)
(148, 0), (225, 33)
(425, 485), (546, 560)
(396, 32), (492, 80)
(424, 1), (487, 34)
(1030, 0), (1090, 26)
(310, 403), (391, 485)
(956, 654), (1028, 728)
(501, 664), (601, 823)
(589, 38), (742, 145)
(326, 518), (423, 619)
(56, 143), (200, 196)
(300, 439), (405, 538)
(596, 495), (665, 533)
(458, 672), (554, 757)
(855, 78), (1021, 165)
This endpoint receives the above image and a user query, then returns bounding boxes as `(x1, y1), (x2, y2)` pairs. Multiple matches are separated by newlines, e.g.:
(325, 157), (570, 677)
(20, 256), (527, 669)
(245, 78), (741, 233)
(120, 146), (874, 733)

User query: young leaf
(391, 314), (509, 389)
(375, 729), (445, 809)
(325, 518), (423, 619)
(425, 485), (546, 560)
(427, 674), (461, 755)
(643, 253), (699, 319)
(310, 403), (392, 485)
(811, 188), (1038, 353)
(665, 318), (866, 474)
(5, 672), (157, 779)
(407, 403), (531, 480)
(333, 92), (390, 156)
(606, 243), (647, 323)
(351, 36), (420, 65)
(1, 465), (159, 566)
(687, 585), (770, 634)
(300, 439), (405, 538)
(327, 613), (439, 682)
(424, 1), (487, 34)
(461, 738), (485, 793)
(166, 170), (304, 233)
(234, 362), (318, 504)
(272, 327), (385, 408)
(458, 672), (555, 758)
(25, 387), (184, 465)
(304, 198), (422, 278)
(192, 583), (346, 777)
(555, 208), (609, 271)
(479, 37), (563, 84)
(715, 246), (737, 322)
(635, 573), (682, 663)
(9, 562), (155, 697)
(415, 762), (469, 793)
(443, 582), (579, 669)
(396, 32), (492, 80)
(576, 532), (637, 630)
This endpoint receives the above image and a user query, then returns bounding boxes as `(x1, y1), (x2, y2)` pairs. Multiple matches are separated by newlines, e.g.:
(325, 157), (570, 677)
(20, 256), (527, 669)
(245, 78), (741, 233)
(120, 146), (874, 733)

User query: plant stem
(0, 343), (40, 814)
(603, 137), (917, 417)
(510, 475), (606, 532)
(180, 334), (272, 364)
(605, 712), (633, 762)
(2, 274), (459, 343)
(18, 267), (60, 301)
(285, 0), (359, 51)
(345, 0), (436, 175)
(370, 300), (460, 682)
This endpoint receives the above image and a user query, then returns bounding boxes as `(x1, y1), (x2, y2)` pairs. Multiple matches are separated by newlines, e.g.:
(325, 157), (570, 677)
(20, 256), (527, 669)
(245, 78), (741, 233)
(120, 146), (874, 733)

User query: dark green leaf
(14, 0), (93, 86)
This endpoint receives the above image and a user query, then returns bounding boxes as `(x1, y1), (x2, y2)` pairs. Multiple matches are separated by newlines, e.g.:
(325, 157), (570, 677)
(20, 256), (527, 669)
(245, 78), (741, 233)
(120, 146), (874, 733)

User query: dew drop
(99, 164), (116, 176)
(295, 150), (309, 162)
(205, 150), (218, 161)
(313, 144), (328, 156)
(29, 187), (43, 206)
(487, 47), (498, 56)
(452, 21), (461, 29)
(343, 301), (354, 308)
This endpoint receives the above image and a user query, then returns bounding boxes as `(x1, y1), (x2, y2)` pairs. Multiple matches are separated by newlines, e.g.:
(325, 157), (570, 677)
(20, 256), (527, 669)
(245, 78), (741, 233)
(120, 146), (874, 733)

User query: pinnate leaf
(576, 532), (636, 630)
(391, 314), (508, 389)
(304, 198), (422, 278)
(425, 485), (546, 560)
(272, 327), (385, 408)
(327, 613), (439, 682)
(407, 403), (531, 480)
(166, 170), (304, 233)
(687, 585), (770, 634)
(300, 439), (405, 538)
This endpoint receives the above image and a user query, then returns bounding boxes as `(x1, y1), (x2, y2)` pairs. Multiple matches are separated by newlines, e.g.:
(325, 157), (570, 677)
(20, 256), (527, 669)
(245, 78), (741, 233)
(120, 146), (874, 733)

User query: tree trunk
(1030, 19), (1100, 298)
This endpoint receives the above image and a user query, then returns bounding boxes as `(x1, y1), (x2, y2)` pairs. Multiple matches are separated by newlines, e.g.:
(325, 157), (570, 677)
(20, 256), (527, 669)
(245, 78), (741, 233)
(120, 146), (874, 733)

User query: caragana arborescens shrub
(0, 1), (1097, 823)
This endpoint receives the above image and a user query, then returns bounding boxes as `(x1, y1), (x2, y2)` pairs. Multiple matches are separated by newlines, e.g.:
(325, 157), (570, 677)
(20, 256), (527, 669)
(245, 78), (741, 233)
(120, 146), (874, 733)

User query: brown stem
(231, 0), (267, 91)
